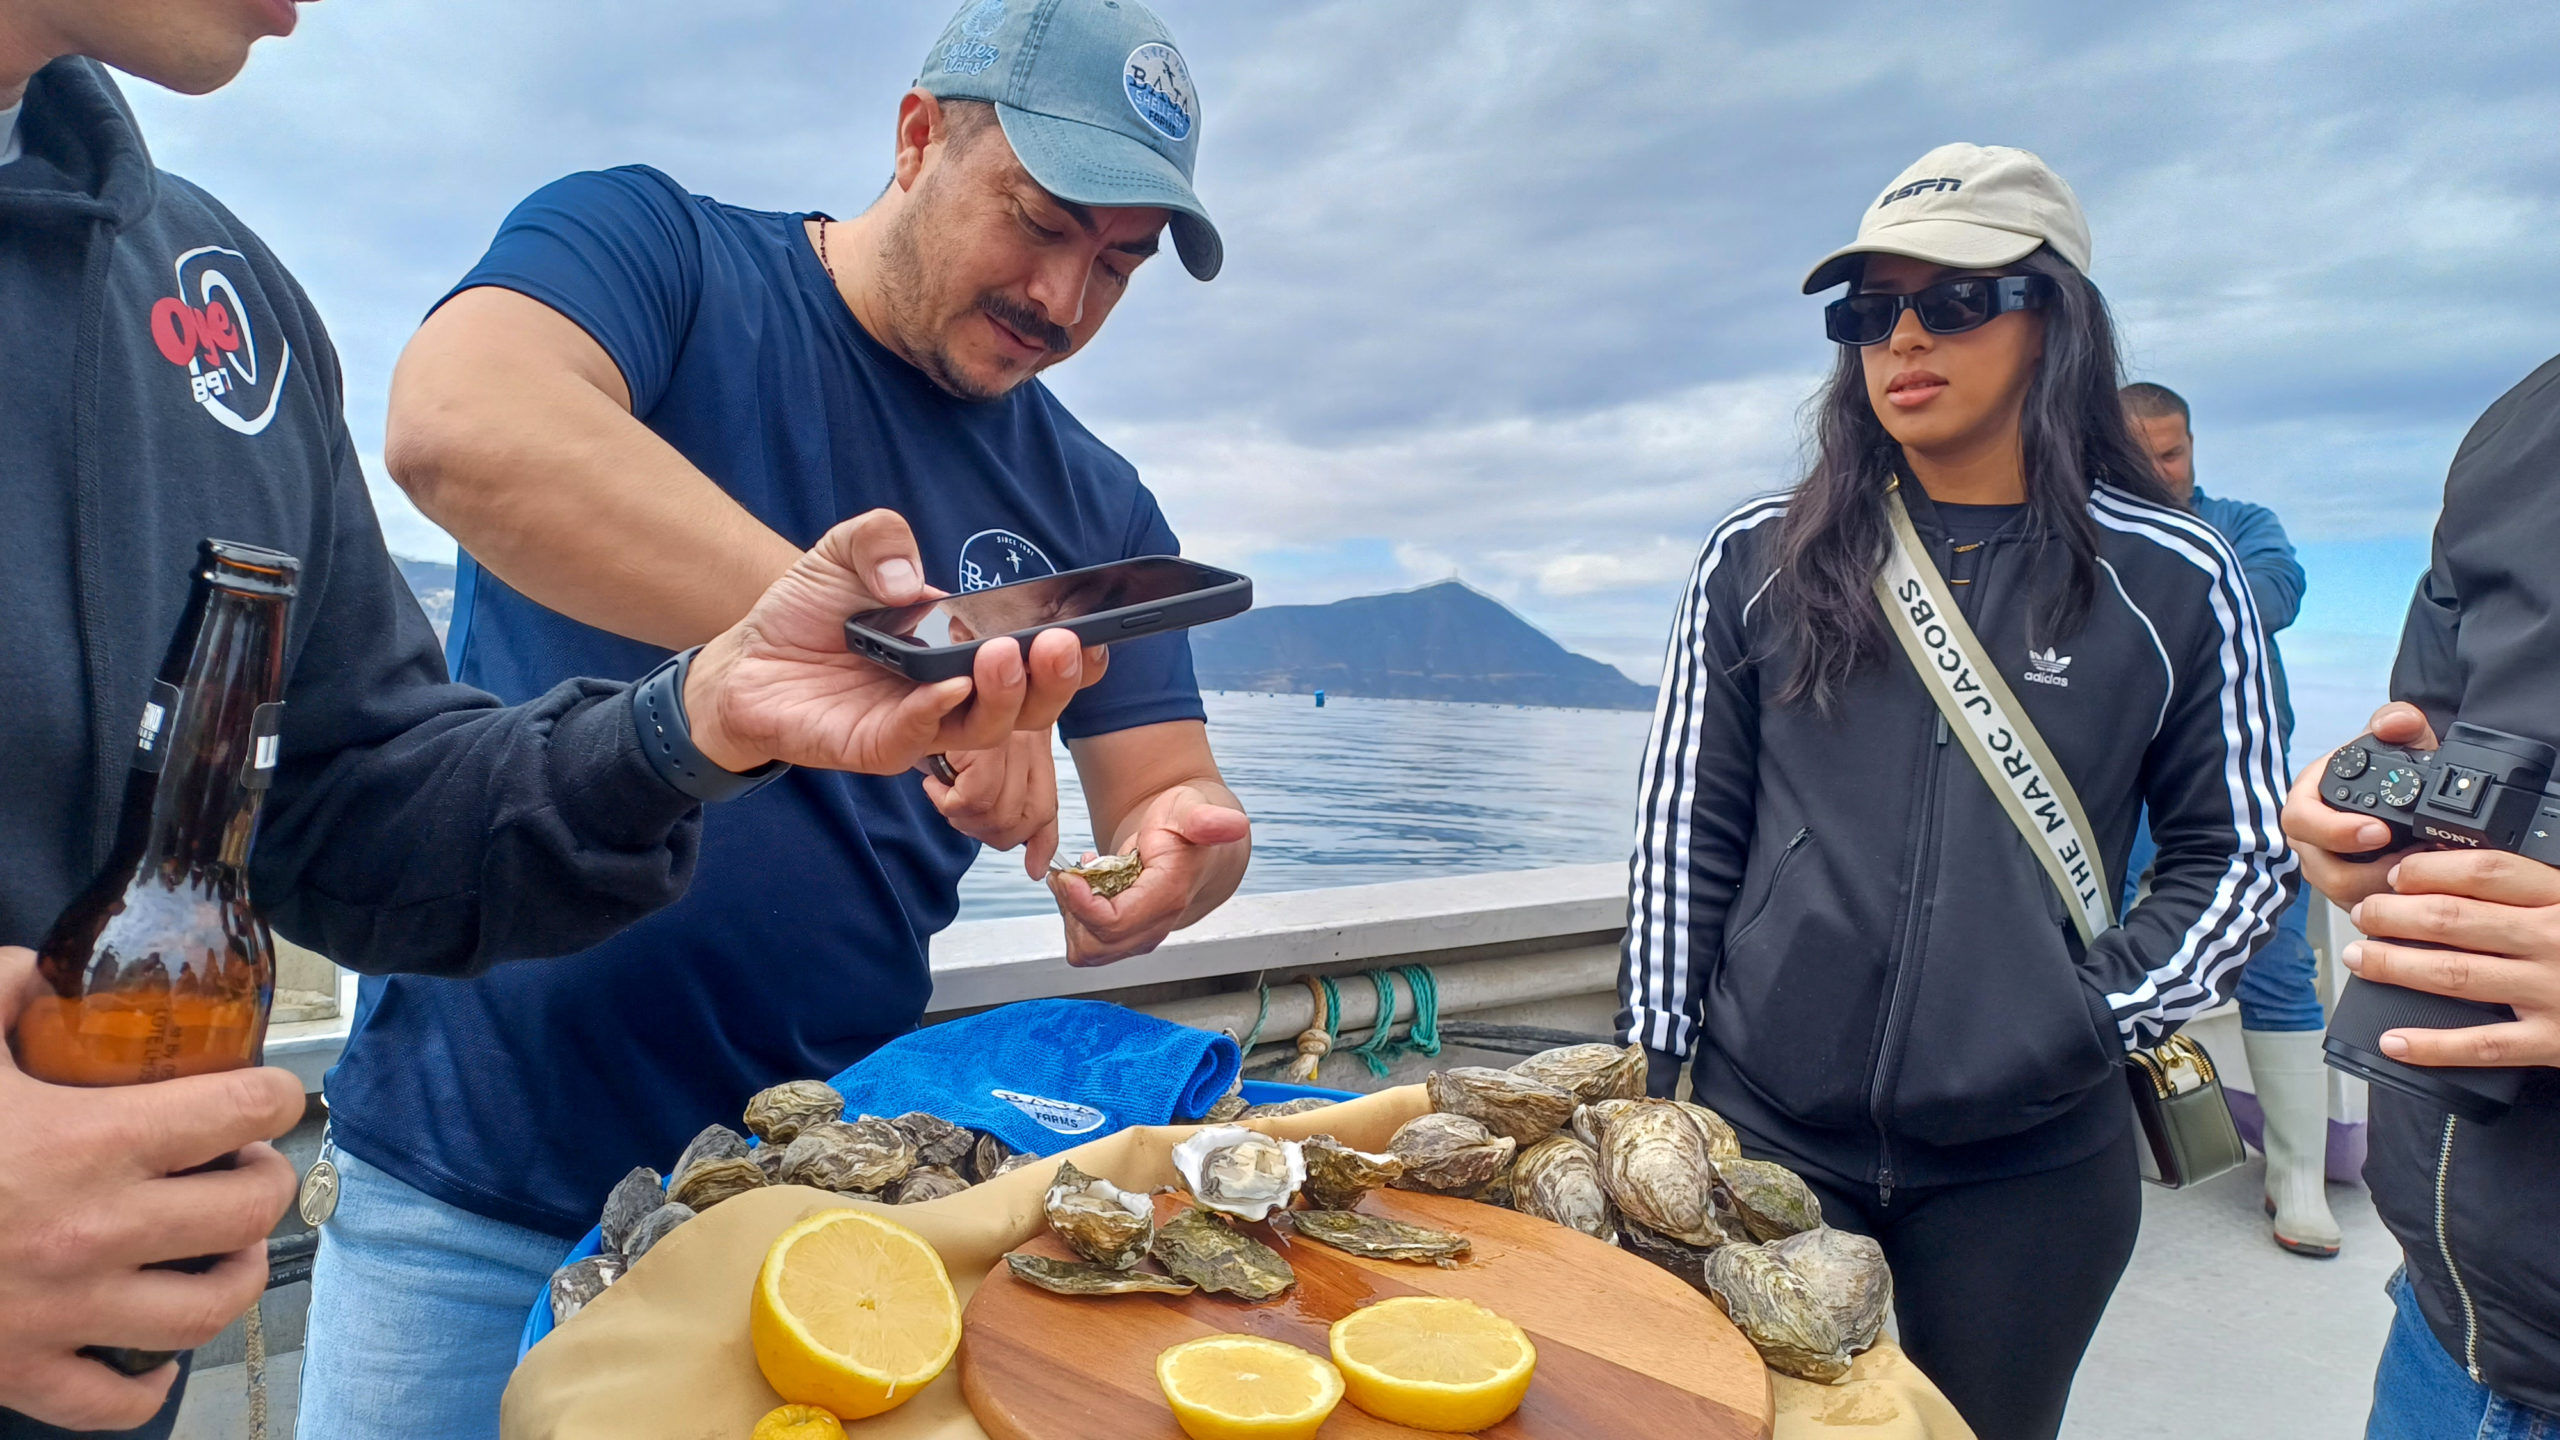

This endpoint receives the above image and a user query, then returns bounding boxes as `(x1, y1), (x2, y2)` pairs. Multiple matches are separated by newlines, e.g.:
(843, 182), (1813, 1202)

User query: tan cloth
(502, 1087), (1972, 1440)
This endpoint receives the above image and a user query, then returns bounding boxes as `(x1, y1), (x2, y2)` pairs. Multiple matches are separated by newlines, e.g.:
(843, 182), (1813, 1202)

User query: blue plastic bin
(515, 1078), (1357, 1362)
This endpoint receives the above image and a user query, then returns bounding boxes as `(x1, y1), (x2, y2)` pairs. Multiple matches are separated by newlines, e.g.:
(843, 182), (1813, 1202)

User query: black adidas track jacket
(1619, 482), (2295, 1193)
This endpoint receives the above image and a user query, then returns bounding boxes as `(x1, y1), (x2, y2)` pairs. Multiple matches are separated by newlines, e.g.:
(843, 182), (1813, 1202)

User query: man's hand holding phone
(680, 510), (1101, 776)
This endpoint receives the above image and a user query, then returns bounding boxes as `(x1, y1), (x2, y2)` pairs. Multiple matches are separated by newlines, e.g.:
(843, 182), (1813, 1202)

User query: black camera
(2317, 721), (2560, 1123)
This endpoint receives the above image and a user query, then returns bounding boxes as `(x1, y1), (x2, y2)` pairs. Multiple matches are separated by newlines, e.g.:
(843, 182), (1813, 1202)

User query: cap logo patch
(1878, 177), (1963, 208)
(941, 0), (1004, 75)
(1123, 42), (1195, 142)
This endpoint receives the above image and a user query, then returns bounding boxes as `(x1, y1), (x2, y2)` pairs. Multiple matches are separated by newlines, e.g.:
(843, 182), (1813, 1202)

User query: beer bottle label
(245, 701), (286, 790)
(133, 681), (184, 774)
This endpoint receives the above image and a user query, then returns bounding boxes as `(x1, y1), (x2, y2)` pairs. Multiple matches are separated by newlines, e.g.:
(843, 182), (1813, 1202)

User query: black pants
(0, 1355), (190, 1440)
(1782, 1124), (2142, 1440)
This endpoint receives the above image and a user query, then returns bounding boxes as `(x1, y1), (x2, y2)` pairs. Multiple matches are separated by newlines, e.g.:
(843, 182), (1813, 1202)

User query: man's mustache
(978, 295), (1072, 356)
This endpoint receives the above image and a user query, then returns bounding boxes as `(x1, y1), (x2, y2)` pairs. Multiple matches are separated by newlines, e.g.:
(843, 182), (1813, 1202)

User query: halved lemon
(749, 1210), (960, 1420)
(1328, 1295), (1537, 1432)
(1155, 1334), (1346, 1440)
(749, 1403), (846, 1440)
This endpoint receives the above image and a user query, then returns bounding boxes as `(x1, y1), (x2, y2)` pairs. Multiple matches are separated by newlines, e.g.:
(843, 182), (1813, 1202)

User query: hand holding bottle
(0, 947), (302, 1432)
(682, 510), (1101, 776)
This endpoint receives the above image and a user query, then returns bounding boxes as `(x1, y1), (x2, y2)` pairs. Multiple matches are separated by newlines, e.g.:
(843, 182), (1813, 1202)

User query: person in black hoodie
(0, 5), (1098, 1434)
(2282, 356), (2560, 1439)
(1618, 143), (2293, 1440)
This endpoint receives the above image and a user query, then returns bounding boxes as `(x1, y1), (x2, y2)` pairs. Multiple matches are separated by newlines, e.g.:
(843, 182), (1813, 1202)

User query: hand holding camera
(2286, 705), (2560, 1121)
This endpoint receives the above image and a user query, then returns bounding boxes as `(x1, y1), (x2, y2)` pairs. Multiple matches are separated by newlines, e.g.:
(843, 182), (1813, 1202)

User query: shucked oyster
(1045, 1160), (1153, 1269)
(779, 1118), (916, 1194)
(1426, 1067), (1578, 1147)
(887, 1111), (978, 1170)
(1050, 849), (1143, 899)
(1151, 1207), (1295, 1300)
(622, 1201), (694, 1265)
(1289, 1210), (1472, 1266)
(1511, 1043), (1648, 1105)
(1301, 1135), (1404, 1210)
(1599, 1100), (1725, 1247)
(892, 1165), (971, 1205)
(1511, 1134), (1615, 1243)
(668, 1155), (765, 1213)
(1005, 1253), (1197, 1297)
(1718, 1157), (1824, 1242)
(1769, 1227), (1891, 1354)
(1388, 1113), (1516, 1195)
(1572, 1097), (1643, 1152)
(1705, 1242), (1852, 1383)
(548, 1253), (624, 1327)
(742, 1081), (844, 1146)
(599, 1166), (665, 1255)
(1170, 1127), (1304, 1223)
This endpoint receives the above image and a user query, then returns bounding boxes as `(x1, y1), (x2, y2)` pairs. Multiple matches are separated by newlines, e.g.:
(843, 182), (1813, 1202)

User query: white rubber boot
(2244, 1028), (2342, 1258)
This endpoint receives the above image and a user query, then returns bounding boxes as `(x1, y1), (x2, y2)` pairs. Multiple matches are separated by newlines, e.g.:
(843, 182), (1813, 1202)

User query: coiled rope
(1277, 965), (1442, 1083)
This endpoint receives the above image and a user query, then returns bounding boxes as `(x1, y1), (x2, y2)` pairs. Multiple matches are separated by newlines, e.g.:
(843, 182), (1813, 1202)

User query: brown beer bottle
(8, 539), (298, 1375)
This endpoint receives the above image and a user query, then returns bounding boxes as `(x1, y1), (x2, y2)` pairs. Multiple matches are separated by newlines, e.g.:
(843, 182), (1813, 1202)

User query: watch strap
(630, 646), (788, 803)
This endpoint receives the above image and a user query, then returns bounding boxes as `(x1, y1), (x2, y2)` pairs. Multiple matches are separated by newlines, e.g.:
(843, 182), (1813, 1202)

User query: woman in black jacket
(1617, 144), (2294, 1440)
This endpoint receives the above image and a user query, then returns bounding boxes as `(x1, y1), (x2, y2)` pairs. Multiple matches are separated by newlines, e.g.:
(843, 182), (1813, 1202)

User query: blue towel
(827, 999), (1242, 1158)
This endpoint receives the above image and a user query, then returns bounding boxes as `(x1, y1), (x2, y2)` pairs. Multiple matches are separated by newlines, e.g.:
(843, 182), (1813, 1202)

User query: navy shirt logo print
(958, 528), (1056, 592)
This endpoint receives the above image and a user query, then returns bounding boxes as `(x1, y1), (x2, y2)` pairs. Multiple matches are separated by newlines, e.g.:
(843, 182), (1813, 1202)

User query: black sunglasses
(1824, 275), (2051, 347)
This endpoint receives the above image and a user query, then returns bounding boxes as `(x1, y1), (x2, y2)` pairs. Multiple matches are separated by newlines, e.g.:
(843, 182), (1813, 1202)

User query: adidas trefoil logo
(2024, 646), (2072, 687)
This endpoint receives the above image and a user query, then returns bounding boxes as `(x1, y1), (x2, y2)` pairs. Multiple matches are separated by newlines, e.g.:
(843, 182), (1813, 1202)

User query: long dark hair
(1766, 247), (2172, 710)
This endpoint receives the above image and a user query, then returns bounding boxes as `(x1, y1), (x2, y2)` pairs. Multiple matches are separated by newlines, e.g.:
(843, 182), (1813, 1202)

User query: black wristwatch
(630, 646), (788, 803)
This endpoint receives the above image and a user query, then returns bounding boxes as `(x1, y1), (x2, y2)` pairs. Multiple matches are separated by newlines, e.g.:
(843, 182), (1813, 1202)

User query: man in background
(2120, 382), (2339, 1257)
(301, 3), (1253, 1433)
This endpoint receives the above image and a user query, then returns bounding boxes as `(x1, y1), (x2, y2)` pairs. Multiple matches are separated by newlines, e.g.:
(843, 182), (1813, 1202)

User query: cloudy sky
(124, 0), (2560, 730)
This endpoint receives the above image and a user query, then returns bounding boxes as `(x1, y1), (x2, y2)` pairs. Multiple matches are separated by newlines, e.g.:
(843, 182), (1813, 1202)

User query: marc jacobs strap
(1873, 482), (2115, 945)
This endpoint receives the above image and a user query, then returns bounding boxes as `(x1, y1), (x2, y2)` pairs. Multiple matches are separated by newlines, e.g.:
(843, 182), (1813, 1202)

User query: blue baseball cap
(917, 0), (1222, 281)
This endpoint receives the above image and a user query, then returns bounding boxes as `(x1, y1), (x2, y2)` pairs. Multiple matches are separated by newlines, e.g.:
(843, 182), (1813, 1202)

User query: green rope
(1316, 975), (1342, 1039)
(1398, 965), (1443, 1059)
(1234, 978), (1272, 1055)
(1348, 971), (1401, 1076)
(1347, 964), (1443, 1076)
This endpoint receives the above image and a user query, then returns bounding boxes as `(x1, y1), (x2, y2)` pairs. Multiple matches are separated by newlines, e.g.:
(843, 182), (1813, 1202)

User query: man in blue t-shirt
(300, 3), (1251, 1432)
(2121, 382), (2342, 1261)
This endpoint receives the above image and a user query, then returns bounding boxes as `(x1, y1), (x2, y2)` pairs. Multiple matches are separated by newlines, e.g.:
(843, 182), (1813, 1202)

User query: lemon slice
(749, 1210), (960, 1420)
(1329, 1295), (1537, 1432)
(750, 1404), (846, 1440)
(1155, 1334), (1346, 1440)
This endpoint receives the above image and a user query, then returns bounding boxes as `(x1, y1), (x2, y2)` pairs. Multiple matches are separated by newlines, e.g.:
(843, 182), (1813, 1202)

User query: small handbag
(2123, 1033), (2247, 1187)
(1873, 480), (2244, 1190)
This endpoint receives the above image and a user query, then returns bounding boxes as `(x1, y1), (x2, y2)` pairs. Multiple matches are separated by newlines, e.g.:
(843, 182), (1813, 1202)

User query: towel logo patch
(992, 1089), (1107, 1135)
(148, 245), (294, 437)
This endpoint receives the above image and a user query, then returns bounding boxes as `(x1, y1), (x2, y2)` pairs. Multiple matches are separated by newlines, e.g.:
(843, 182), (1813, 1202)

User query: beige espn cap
(1802, 143), (2092, 294)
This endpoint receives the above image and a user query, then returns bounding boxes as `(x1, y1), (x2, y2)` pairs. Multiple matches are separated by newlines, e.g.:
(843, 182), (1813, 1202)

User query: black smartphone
(842, 555), (1251, 683)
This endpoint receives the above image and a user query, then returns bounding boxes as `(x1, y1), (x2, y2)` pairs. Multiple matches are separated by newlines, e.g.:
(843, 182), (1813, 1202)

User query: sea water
(955, 691), (1657, 921)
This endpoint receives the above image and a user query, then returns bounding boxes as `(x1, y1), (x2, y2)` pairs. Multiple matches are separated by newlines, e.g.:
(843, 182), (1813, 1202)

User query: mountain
(1189, 580), (1656, 711)
(395, 556), (457, 640)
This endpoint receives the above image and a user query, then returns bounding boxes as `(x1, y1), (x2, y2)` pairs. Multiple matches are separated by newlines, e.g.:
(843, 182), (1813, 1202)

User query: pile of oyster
(1387, 1044), (1892, 1384)
(544, 1078), (1043, 1327)
(1005, 1120), (1476, 1303)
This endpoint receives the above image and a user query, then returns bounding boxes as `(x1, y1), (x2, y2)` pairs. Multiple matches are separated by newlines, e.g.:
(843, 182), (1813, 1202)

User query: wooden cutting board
(961, 1188), (1773, 1439)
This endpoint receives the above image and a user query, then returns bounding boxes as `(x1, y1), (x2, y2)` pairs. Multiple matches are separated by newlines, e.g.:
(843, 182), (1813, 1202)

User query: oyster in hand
(1050, 849), (1143, 899)
(1705, 1242), (1852, 1383)
(742, 1080), (845, 1146)
(1289, 1210), (1472, 1265)
(1511, 1134), (1615, 1242)
(1387, 1113), (1515, 1196)
(1425, 1066), (1578, 1147)
(1511, 1043), (1647, 1105)
(1300, 1135), (1403, 1210)
(1046, 1160), (1153, 1269)
(1170, 1127), (1305, 1223)
(1151, 1207), (1295, 1300)
(1006, 1253), (1197, 1297)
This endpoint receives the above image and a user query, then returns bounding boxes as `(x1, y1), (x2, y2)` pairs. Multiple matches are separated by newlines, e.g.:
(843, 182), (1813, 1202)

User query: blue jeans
(2122, 809), (2325, 1031)
(2371, 1268), (2560, 1439)
(296, 1148), (572, 1440)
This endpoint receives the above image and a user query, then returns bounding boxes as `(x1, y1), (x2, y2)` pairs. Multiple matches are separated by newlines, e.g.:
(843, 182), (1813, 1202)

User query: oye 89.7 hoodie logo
(147, 246), (294, 436)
